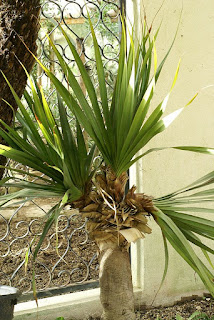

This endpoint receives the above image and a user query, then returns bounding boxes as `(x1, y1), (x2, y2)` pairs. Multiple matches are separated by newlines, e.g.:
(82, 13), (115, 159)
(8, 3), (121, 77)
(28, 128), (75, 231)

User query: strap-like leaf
(0, 144), (62, 183)
(153, 208), (214, 296)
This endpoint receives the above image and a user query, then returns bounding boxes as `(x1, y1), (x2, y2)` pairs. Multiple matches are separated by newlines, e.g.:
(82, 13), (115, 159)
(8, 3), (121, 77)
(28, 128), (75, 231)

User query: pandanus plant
(0, 17), (214, 320)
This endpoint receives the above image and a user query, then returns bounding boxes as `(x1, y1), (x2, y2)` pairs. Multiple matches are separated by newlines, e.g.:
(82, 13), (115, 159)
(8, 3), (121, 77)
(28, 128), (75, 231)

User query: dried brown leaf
(135, 222), (152, 234)
(82, 203), (99, 212)
(119, 228), (144, 243)
(81, 211), (102, 219)
(133, 213), (148, 223)
(86, 221), (102, 232)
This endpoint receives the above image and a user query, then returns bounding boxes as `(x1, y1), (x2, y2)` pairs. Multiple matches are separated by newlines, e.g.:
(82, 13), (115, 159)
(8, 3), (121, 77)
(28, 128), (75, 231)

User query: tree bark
(98, 242), (135, 320)
(0, 0), (41, 178)
(80, 169), (154, 320)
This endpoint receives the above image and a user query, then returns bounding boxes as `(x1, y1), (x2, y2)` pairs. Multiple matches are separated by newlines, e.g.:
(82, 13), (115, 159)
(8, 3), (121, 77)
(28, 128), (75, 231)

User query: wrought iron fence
(36, 0), (122, 107)
(0, 0), (123, 298)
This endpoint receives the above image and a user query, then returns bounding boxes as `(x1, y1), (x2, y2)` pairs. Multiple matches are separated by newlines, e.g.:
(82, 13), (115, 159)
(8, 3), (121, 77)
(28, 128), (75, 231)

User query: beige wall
(129, 0), (214, 306)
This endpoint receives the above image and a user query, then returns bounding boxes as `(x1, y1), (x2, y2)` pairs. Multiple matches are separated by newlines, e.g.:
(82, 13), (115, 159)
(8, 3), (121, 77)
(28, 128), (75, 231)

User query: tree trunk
(0, 0), (41, 178)
(98, 242), (135, 320)
(79, 169), (154, 319)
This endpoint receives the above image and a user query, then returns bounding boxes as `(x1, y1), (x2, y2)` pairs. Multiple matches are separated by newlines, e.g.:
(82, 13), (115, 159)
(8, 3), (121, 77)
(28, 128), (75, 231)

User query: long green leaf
(181, 229), (214, 256)
(0, 144), (62, 183)
(88, 17), (111, 132)
(33, 203), (61, 259)
(153, 208), (214, 296)
(1, 74), (51, 160)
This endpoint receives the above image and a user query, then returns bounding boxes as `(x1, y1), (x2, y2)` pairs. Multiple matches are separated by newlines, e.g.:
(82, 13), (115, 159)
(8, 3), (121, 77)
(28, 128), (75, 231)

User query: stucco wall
(129, 0), (214, 306)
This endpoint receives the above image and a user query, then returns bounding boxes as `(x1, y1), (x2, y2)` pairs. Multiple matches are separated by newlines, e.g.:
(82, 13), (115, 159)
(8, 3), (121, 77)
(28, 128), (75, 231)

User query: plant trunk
(98, 242), (135, 320)
(80, 169), (154, 319)
(0, 0), (41, 178)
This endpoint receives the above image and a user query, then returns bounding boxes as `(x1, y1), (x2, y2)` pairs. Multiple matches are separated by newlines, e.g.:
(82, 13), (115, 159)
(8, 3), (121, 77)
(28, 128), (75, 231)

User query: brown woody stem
(98, 242), (135, 320)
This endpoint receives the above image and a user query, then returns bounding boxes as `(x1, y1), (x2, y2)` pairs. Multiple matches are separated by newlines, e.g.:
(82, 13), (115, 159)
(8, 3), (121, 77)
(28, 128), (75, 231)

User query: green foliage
(0, 15), (214, 299)
(153, 171), (214, 296)
(33, 17), (208, 177)
(29, 16), (214, 296)
(0, 69), (95, 264)
(1, 71), (95, 201)
(31, 1), (120, 120)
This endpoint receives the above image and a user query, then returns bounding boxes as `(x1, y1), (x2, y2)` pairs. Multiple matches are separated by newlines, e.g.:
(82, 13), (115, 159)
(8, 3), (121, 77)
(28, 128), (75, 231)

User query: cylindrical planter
(0, 286), (21, 320)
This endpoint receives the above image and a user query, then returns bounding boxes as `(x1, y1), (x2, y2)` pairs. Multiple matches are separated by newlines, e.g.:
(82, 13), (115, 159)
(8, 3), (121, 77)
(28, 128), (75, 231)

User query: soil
(137, 296), (214, 319)
(0, 208), (99, 293)
(89, 296), (214, 320)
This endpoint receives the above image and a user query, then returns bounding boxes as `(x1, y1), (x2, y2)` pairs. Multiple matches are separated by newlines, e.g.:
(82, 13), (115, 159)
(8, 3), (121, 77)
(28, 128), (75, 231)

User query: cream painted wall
(128, 0), (214, 306)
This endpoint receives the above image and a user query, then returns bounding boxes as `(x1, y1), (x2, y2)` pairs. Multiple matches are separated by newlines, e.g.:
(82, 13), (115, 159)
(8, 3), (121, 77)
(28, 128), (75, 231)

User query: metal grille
(36, 0), (121, 106)
(0, 0), (123, 297)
